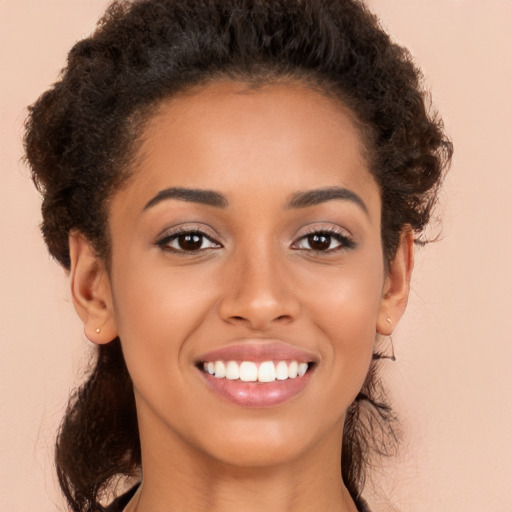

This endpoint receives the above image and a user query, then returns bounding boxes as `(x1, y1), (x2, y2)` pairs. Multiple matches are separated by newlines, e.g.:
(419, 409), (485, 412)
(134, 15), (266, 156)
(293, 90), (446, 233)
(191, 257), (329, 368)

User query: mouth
(198, 359), (312, 383)
(195, 341), (317, 407)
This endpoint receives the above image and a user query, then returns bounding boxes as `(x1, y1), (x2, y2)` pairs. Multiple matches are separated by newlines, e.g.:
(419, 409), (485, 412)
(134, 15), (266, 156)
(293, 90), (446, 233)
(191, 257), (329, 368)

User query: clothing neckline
(104, 483), (372, 512)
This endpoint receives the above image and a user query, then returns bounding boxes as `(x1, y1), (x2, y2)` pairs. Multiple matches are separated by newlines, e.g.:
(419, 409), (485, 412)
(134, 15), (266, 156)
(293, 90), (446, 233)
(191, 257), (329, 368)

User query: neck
(127, 463), (358, 512)
(124, 397), (360, 512)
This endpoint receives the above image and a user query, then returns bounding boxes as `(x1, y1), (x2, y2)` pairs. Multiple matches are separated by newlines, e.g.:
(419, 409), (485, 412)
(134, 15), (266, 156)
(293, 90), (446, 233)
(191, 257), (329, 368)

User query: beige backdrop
(1, 1), (511, 511)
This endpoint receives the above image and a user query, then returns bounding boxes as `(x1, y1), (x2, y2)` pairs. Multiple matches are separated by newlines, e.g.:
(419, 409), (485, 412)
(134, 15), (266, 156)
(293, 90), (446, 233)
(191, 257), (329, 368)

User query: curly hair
(24, 1), (452, 511)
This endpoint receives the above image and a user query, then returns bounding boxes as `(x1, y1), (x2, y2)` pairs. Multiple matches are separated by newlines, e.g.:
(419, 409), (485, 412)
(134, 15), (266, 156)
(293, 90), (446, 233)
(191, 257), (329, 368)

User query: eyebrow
(287, 186), (368, 215)
(142, 185), (368, 215)
(143, 187), (228, 210)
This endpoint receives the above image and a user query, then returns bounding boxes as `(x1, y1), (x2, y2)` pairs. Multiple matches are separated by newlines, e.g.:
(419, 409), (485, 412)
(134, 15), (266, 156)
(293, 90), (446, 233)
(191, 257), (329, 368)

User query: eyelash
(156, 227), (222, 254)
(155, 227), (355, 254)
(291, 227), (356, 253)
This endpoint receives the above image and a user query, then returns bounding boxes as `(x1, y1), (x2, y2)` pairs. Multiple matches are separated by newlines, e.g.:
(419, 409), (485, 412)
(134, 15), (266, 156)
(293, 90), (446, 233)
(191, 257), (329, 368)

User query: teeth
(288, 360), (298, 378)
(214, 361), (226, 378)
(258, 361), (276, 382)
(203, 359), (310, 382)
(239, 361), (258, 382)
(276, 361), (289, 380)
(225, 361), (240, 380)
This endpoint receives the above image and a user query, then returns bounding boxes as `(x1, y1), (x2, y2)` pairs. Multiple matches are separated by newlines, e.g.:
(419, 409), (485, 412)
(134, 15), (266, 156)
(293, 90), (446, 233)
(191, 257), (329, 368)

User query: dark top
(104, 484), (372, 512)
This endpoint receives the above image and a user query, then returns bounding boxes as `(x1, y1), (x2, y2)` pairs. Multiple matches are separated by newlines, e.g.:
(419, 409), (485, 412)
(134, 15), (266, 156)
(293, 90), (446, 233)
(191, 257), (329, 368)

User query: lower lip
(199, 369), (313, 407)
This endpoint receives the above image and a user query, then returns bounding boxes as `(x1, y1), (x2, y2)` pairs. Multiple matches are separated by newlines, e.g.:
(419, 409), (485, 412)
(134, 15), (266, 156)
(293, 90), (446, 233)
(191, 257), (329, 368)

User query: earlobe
(377, 227), (415, 335)
(69, 231), (118, 344)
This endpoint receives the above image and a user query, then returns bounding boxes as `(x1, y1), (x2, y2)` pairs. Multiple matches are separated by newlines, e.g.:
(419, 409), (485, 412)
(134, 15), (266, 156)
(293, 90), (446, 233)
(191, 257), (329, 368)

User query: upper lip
(197, 340), (317, 364)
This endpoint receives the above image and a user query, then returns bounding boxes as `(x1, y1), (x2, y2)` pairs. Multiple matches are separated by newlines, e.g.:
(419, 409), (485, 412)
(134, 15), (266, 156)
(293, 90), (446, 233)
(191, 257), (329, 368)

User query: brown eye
(177, 233), (204, 251)
(293, 230), (355, 253)
(307, 234), (332, 251)
(157, 231), (221, 252)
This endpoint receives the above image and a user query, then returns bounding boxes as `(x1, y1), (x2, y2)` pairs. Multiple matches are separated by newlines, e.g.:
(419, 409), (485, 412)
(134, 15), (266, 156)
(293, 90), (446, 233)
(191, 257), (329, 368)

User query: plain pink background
(1, 1), (511, 510)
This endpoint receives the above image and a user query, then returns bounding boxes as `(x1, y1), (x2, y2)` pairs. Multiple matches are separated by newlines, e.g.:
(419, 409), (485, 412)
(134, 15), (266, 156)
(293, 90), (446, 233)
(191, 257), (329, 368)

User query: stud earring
(386, 317), (393, 325)
(95, 328), (101, 334)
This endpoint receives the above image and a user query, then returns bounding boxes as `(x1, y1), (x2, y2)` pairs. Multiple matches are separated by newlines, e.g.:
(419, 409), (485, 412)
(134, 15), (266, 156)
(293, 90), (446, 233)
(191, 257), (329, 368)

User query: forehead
(114, 81), (380, 217)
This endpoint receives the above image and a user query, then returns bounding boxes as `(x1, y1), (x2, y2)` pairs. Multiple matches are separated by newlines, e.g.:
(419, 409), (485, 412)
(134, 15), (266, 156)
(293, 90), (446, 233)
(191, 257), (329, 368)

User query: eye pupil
(308, 234), (331, 251)
(178, 233), (203, 250)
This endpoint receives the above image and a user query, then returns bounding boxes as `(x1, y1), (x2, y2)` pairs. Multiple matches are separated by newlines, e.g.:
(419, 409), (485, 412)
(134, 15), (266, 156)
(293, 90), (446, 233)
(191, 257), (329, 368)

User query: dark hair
(24, 0), (452, 510)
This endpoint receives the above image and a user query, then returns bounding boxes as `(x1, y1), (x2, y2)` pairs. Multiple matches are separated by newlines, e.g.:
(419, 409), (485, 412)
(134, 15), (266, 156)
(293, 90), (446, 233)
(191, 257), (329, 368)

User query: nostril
(275, 314), (293, 323)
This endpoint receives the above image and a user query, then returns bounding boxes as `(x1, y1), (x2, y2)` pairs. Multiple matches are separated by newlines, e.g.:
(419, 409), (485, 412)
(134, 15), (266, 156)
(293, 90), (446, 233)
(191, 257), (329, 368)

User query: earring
(95, 328), (101, 334)
(388, 335), (396, 361)
(386, 318), (395, 360)
(373, 334), (397, 362)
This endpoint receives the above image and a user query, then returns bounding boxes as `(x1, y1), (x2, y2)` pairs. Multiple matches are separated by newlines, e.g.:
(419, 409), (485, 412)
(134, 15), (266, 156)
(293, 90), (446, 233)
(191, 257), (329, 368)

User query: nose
(219, 244), (301, 331)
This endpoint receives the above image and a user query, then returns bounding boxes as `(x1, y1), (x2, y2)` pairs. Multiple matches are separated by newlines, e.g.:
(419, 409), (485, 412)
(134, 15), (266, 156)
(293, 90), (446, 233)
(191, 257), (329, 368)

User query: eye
(292, 229), (355, 252)
(156, 230), (222, 253)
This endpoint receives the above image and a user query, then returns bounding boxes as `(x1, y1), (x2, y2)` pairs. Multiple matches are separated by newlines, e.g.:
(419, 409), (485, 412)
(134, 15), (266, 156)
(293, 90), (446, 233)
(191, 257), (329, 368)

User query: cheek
(109, 257), (218, 388)
(304, 257), (384, 391)
(108, 266), (224, 447)
(317, 275), (382, 346)
(112, 248), (218, 331)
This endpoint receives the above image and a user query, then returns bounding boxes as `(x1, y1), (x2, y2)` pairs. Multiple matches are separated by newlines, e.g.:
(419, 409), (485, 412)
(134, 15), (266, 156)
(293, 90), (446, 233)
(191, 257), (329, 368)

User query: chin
(189, 414), (344, 471)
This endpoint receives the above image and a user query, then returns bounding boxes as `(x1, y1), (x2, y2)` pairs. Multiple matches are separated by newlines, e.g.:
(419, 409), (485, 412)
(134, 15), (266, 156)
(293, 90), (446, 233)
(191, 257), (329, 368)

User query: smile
(202, 360), (310, 382)
(196, 342), (317, 407)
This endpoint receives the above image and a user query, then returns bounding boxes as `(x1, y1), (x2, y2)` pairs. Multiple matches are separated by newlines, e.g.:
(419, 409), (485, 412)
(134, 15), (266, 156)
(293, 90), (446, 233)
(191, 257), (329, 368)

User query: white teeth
(258, 361), (277, 382)
(298, 362), (308, 377)
(276, 361), (289, 380)
(288, 360), (298, 378)
(239, 361), (258, 382)
(203, 359), (310, 382)
(214, 361), (226, 378)
(225, 361), (240, 380)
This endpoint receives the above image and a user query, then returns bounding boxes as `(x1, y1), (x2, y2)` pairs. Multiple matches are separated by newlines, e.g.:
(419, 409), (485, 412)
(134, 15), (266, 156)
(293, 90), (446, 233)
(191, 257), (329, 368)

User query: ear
(69, 231), (118, 344)
(376, 227), (415, 335)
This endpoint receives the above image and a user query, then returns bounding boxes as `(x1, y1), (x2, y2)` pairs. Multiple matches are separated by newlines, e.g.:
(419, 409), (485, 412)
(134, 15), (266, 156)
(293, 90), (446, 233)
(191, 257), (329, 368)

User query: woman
(23, 0), (452, 511)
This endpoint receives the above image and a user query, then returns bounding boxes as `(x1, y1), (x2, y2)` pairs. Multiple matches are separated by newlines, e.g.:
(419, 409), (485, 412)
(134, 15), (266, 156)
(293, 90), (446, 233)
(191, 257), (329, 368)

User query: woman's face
(81, 82), (409, 469)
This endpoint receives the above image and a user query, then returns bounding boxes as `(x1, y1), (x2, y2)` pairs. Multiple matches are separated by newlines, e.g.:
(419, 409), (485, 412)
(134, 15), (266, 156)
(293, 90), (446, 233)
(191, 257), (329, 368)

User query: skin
(69, 82), (413, 512)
